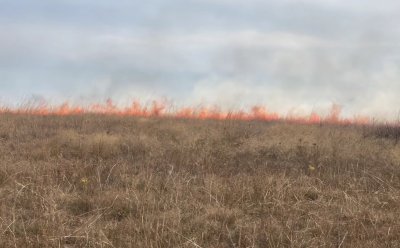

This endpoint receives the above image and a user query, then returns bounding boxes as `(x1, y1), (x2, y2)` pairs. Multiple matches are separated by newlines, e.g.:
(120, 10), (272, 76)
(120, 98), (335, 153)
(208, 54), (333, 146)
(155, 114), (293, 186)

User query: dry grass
(0, 114), (399, 247)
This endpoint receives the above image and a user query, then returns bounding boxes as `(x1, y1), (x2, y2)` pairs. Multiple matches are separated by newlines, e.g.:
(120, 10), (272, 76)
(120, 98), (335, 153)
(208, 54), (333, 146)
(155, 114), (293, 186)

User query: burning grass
(0, 100), (374, 125)
(0, 114), (399, 247)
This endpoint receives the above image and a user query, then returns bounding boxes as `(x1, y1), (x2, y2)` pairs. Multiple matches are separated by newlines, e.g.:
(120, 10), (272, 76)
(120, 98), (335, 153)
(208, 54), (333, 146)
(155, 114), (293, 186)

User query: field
(0, 114), (399, 247)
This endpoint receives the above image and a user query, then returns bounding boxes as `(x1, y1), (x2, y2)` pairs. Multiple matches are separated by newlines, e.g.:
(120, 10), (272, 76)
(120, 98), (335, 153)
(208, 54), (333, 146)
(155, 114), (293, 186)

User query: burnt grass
(0, 114), (399, 247)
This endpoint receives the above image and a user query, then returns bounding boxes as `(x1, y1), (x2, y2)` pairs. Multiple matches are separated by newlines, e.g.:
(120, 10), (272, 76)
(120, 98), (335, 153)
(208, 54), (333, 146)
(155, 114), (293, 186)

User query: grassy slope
(0, 114), (399, 247)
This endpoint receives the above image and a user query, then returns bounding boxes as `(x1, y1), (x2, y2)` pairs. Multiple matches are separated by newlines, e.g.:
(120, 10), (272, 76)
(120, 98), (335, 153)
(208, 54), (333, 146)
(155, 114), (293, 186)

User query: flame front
(0, 99), (376, 125)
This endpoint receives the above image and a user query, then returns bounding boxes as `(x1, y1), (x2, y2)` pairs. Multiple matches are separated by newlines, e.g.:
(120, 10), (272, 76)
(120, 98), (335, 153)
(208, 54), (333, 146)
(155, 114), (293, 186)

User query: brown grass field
(0, 114), (399, 247)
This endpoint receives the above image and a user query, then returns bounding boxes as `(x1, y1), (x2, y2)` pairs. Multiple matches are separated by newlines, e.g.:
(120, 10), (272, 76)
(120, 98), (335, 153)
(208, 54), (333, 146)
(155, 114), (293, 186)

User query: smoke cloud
(1, 0), (400, 118)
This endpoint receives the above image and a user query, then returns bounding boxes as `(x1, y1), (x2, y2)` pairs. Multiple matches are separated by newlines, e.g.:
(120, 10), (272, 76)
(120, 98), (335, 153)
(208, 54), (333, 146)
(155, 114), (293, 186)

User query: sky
(1, 0), (400, 118)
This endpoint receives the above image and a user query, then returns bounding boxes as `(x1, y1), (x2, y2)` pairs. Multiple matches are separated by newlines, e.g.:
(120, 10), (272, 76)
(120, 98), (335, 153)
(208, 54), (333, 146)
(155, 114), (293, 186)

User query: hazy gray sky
(1, 0), (400, 117)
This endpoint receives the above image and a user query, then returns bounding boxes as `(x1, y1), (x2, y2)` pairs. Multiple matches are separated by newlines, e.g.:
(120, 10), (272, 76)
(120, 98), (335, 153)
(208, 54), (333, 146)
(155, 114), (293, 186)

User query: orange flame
(0, 99), (377, 125)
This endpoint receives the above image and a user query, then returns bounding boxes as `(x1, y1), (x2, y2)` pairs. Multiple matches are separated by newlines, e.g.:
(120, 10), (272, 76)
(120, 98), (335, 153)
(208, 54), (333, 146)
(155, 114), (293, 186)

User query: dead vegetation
(0, 114), (399, 247)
